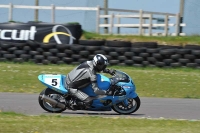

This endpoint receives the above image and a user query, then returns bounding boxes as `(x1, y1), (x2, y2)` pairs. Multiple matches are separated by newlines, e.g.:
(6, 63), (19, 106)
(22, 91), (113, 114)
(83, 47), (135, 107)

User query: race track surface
(0, 93), (199, 120)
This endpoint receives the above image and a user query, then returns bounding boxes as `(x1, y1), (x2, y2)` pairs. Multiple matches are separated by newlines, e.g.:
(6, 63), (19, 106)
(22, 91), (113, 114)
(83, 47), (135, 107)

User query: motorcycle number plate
(44, 75), (61, 88)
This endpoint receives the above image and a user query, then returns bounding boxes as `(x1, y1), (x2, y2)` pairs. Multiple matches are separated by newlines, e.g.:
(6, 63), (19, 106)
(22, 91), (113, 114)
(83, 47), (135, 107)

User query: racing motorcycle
(38, 70), (140, 114)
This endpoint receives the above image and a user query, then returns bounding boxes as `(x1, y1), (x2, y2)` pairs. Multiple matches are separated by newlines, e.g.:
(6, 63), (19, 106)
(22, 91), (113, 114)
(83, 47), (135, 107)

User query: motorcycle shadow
(60, 111), (145, 116)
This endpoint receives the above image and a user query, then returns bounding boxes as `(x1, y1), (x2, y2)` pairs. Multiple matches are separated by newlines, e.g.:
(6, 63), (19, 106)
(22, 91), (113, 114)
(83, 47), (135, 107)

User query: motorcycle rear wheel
(38, 88), (67, 113)
(112, 96), (140, 115)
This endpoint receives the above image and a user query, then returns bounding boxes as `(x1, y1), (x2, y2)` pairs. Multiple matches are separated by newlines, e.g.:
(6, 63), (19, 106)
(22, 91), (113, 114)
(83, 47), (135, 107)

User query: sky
(0, 0), (184, 34)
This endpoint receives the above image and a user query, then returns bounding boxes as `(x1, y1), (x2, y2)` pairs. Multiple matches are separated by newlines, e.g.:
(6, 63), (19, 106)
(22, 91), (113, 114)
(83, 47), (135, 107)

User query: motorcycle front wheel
(112, 96), (140, 115)
(38, 88), (67, 113)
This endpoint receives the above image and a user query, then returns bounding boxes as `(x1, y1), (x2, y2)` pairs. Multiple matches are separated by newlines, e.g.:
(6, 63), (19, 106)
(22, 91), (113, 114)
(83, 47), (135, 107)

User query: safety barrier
(1, 40), (200, 69)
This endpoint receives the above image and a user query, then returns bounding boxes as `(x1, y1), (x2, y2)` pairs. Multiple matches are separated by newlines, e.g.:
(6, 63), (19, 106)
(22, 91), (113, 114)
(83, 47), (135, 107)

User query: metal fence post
(139, 9), (143, 35)
(176, 13), (180, 36)
(148, 14), (152, 36)
(117, 13), (120, 34)
(51, 4), (55, 23)
(8, 3), (13, 21)
(164, 14), (169, 36)
(96, 5), (100, 34)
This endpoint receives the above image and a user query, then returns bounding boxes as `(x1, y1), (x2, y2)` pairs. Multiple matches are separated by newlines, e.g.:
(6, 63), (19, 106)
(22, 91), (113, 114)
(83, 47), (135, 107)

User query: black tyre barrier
(171, 63), (182, 67)
(56, 53), (66, 58)
(85, 46), (101, 51)
(79, 51), (90, 57)
(14, 50), (26, 55)
(118, 56), (127, 61)
(13, 58), (24, 63)
(192, 50), (200, 56)
(78, 58), (87, 63)
(132, 42), (158, 48)
(109, 60), (120, 65)
(8, 47), (18, 52)
(79, 40), (105, 46)
(132, 56), (144, 62)
(40, 43), (57, 49)
(158, 45), (182, 49)
(36, 48), (44, 53)
(49, 49), (59, 54)
(106, 41), (131, 47)
(160, 49), (177, 56)
(64, 49), (73, 55)
(4, 54), (16, 59)
(0, 41), (14, 49)
(43, 52), (53, 57)
(109, 52), (118, 57)
(184, 45), (200, 50)
(177, 49), (191, 54)
(184, 54), (196, 60)
(93, 50), (106, 55)
(178, 59), (190, 65)
(62, 57), (73, 63)
(1, 41), (200, 68)
(124, 60), (134, 65)
(163, 59), (175, 65)
(171, 54), (182, 60)
(153, 53), (163, 60)
(142, 61), (150, 66)
(23, 46), (31, 51)
(101, 46), (115, 52)
(115, 47), (130, 53)
(131, 47), (146, 53)
(155, 62), (165, 67)
(139, 53), (150, 58)
(146, 48), (160, 54)
(124, 52), (134, 57)
(187, 63), (198, 68)
(20, 54), (31, 61)
(71, 44), (85, 52)
(195, 59), (200, 64)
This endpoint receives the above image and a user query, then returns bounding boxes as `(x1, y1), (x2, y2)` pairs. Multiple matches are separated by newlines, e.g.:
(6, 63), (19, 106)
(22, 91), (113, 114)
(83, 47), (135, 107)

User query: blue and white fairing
(38, 74), (68, 94)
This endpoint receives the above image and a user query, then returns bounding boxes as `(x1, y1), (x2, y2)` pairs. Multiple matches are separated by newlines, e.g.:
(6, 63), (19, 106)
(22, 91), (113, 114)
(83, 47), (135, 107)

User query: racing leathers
(65, 61), (113, 108)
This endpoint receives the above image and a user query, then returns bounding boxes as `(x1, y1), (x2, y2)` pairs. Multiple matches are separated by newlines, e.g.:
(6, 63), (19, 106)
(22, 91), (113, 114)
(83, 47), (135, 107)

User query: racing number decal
(44, 75), (61, 88)
(51, 79), (58, 86)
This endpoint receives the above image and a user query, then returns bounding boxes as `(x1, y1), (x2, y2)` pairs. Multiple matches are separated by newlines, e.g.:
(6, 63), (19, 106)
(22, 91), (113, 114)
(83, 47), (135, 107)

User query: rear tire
(112, 96), (140, 114)
(38, 88), (67, 113)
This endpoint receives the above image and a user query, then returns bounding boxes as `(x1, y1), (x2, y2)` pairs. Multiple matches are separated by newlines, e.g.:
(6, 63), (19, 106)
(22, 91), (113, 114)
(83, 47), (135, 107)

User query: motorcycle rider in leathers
(65, 54), (115, 109)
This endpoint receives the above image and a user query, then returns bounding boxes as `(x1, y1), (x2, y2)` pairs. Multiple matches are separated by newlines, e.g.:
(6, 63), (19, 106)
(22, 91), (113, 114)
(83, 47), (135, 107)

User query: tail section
(38, 74), (68, 94)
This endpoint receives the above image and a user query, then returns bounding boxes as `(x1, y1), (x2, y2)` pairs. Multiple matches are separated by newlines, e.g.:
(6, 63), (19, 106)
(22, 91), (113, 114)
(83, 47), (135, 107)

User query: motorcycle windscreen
(97, 74), (111, 90)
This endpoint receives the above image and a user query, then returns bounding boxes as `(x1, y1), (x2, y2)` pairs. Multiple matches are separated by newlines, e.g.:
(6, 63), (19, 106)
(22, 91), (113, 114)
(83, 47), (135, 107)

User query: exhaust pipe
(40, 94), (66, 109)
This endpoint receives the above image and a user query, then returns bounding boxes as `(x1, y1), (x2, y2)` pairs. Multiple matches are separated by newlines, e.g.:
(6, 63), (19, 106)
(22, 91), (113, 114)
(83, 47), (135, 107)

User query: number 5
(52, 79), (58, 86)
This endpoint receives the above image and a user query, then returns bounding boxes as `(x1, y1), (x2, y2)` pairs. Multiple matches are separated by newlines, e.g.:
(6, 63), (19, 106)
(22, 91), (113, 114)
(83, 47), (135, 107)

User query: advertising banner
(0, 22), (82, 44)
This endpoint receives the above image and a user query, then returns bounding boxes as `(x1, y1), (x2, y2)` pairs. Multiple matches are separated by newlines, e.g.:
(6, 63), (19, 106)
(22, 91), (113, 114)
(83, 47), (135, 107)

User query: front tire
(112, 96), (141, 115)
(38, 88), (67, 113)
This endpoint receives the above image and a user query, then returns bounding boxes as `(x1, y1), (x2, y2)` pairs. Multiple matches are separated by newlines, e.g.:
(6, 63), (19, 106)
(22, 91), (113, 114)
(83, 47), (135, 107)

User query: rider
(65, 54), (115, 109)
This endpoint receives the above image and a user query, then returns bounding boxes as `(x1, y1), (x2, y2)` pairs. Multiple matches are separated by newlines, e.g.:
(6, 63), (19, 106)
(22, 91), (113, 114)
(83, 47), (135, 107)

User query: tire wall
(1, 40), (200, 68)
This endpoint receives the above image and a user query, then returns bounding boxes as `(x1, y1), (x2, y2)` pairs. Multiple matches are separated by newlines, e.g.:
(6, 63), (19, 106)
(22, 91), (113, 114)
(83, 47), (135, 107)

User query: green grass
(0, 112), (199, 133)
(82, 31), (200, 45)
(0, 62), (200, 98)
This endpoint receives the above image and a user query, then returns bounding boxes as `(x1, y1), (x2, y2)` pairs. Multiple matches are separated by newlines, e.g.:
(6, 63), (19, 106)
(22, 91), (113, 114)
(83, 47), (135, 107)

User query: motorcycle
(38, 70), (140, 115)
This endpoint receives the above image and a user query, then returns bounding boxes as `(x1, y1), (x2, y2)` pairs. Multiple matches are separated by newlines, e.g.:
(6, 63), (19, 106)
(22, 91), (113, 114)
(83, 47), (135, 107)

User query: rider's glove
(106, 89), (113, 96)
(103, 69), (116, 76)
(109, 69), (116, 76)
(103, 68), (110, 73)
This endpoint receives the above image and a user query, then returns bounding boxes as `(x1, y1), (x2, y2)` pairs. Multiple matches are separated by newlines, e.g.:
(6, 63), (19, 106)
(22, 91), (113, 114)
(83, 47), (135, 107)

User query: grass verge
(0, 62), (200, 98)
(82, 31), (200, 45)
(0, 112), (199, 133)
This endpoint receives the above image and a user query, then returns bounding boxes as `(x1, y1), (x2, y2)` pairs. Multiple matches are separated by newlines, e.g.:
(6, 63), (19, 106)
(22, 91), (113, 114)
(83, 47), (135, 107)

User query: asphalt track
(0, 92), (200, 120)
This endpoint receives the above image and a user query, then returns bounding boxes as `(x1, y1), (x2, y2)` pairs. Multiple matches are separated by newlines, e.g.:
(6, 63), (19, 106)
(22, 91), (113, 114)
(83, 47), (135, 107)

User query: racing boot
(82, 97), (95, 109)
